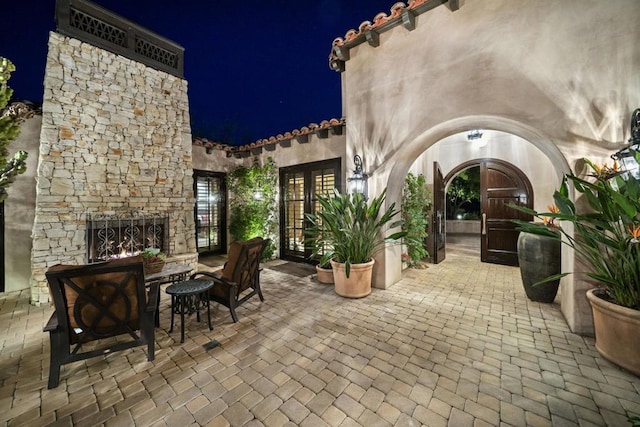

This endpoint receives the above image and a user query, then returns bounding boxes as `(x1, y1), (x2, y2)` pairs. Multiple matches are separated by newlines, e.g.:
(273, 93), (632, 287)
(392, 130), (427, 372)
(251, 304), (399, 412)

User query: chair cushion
(48, 257), (142, 335)
(221, 238), (263, 281)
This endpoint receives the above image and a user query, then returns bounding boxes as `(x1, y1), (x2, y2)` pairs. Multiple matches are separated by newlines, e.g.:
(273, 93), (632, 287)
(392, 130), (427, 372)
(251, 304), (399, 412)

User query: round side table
(165, 279), (214, 343)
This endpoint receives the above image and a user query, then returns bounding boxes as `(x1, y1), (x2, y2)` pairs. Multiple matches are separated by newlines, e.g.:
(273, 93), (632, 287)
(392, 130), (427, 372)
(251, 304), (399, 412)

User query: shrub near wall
(227, 157), (278, 258)
(402, 173), (431, 267)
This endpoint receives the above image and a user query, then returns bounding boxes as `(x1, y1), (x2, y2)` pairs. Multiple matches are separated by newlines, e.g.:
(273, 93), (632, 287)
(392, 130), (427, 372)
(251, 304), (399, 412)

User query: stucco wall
(409, 130), (561, 213)
(4, 115), (41, 293)
(193, 133), (346, 176)
(340, 0), (640, 334)
(344, 0), (638, 190)
(192, 132), (346, 252)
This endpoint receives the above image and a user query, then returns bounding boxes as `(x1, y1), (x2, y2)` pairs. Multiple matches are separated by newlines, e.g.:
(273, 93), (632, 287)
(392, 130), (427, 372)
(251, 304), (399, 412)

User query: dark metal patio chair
(191, 237), (269, 323)
(43, 256), (158, 389)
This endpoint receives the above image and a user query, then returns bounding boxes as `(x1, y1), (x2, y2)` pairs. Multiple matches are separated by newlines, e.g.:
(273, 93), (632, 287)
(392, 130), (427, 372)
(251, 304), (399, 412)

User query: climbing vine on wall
(402, 173), (432, 267)
(227, 157), (278, 259)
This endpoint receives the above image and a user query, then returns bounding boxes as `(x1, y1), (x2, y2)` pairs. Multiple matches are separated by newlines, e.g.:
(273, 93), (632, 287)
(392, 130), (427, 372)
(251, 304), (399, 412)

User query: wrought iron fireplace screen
(86, 214), (169, 263)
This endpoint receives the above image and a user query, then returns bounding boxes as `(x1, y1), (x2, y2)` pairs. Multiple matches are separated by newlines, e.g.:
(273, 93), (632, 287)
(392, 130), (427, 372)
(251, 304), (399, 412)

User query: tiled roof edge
(329, 0), (456, 72)
(192, 117), (346, 156)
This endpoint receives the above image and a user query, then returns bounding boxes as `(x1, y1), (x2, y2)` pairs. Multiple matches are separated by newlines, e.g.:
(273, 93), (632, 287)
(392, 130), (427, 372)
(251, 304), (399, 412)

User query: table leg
(206, 294), (213, 331)
(196, 293), (201, 323)
(155, 289), (160, 328)
(169, 295), (176, 333)
(180, 295), (185, 343)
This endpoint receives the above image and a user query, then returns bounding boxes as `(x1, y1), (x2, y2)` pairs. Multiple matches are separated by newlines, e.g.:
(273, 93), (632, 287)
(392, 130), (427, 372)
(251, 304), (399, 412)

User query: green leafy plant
(0, 57), (28, 202)
(509, 157), (640, 309)
(446, 166), (480, 220)
(140, 247), (166, 263)
(401, 173), (432, 267)
(227, 157), (278, 259)
(304, 199), (334, 269)
(306, 188), (406, 277)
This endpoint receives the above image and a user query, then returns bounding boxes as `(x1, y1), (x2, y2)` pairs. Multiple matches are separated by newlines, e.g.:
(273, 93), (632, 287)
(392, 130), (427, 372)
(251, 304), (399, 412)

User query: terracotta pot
(587, 288), (640, 376)
(316, 265), (334, 284)
(330, 259), (374, 298)
(517, 232), (561, 303)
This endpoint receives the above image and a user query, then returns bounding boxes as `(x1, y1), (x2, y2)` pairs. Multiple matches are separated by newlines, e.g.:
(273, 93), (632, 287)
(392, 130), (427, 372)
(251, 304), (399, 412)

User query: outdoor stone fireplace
(86, 213), (169, 262)
(30, 31), (198, 305)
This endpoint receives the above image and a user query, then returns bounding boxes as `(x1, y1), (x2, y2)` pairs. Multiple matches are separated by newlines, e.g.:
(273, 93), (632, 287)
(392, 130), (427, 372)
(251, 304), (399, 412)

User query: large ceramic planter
(330, 259), (374, 298)
(517, 231), (561, 303)
(316, 265), (334, 284)
(587, 289), (640, 376)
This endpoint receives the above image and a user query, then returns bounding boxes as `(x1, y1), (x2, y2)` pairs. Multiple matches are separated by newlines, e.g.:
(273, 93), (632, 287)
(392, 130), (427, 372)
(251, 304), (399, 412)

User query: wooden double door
(434, 159), (533, 266)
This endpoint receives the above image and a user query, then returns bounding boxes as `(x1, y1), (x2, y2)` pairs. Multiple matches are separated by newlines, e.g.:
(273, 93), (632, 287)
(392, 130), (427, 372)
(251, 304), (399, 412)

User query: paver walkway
(0, 251), (639, 426)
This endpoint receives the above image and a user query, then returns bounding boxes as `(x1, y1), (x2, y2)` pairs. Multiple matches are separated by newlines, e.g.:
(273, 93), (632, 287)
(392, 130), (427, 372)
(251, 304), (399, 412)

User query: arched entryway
(444, 159), (534, 266)
(371, 116), (595, 334)
(374, 116), (570, 288)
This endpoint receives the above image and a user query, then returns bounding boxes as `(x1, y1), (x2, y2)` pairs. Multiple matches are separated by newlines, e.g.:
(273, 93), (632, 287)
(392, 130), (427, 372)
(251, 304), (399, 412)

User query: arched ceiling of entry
(385, 115), (572, 211)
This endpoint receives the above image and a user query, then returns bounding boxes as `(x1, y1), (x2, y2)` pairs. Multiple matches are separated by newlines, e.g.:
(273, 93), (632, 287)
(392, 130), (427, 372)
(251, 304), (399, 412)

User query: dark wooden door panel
(481, 160), (533, 266)
(485, 221), (520, 265)
(431, 162), (446, 264)
(486, 167), (519, 189)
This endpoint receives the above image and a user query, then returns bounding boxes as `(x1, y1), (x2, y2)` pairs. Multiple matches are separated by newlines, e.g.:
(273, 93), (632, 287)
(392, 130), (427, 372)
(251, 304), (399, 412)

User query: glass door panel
(194, 171), (226, 255)
(310, 168), (336, 260)
(283, 172), (305, 256)
(280, 158), (341, 262)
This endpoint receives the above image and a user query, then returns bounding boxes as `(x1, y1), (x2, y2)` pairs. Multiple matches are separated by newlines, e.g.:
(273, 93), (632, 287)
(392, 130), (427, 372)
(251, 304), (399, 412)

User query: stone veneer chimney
(30, 32), (197, 304)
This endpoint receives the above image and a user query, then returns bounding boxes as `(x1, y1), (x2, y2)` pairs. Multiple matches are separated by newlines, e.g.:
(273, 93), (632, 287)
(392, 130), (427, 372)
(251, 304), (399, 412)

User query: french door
(194, 171), (226, 255)
(280, 158), (341, 262)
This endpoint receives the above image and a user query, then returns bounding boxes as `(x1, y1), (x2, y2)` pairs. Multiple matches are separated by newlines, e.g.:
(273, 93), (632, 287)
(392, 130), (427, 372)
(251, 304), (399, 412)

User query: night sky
(2, 0), (395, 146)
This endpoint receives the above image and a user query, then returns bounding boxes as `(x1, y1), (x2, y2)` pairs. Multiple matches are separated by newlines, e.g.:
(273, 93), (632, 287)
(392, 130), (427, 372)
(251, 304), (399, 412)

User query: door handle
(482, 213), (487, 235)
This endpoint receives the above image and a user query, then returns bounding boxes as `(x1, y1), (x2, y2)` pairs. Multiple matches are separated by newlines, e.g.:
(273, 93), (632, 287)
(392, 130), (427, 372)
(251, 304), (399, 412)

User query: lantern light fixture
(611, 108), (640, 180)
(347, 154), (368, 200)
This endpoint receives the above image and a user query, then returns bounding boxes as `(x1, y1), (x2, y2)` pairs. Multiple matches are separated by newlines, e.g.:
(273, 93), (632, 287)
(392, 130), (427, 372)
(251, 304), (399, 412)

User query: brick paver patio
(1, 251), (639, 426)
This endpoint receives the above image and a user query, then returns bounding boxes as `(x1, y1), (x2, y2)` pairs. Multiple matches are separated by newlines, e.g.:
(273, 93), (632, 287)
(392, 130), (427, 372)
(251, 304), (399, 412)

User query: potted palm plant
(510, 157), (640, 375)
(306, 188), (406, 298)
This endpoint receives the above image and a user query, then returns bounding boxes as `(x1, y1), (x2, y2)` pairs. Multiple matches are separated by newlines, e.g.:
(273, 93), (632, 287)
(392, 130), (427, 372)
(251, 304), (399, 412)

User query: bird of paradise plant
(510, 156), (640, 309)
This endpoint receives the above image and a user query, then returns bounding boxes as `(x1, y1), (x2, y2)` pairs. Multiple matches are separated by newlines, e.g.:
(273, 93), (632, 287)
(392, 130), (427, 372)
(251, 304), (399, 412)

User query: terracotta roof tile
(329, 1), (452, 71)
(192, 117), (345, 155)
(359, 21), (373, 32)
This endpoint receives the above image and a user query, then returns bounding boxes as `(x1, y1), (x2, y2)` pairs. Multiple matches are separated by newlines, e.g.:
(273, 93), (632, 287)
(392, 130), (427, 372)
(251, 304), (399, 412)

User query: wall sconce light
(347, 154), (368, 200)
(611, 108), (640, 180)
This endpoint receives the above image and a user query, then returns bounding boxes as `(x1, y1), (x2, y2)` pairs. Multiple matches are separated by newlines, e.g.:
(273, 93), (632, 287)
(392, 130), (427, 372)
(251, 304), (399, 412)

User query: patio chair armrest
(44, 312), (59, 332)
(146, 282), (160, 313)
(191, 271), (238, 289)
(191, 271), (223, 281)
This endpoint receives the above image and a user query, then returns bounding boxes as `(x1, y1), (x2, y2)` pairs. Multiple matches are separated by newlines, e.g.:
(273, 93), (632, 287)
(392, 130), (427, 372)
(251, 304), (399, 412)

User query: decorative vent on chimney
(55, 0), (184, 77)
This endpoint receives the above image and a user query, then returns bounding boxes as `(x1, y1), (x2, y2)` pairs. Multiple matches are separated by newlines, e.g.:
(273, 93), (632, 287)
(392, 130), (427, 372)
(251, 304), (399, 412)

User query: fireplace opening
(86, 214), (169, 263)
